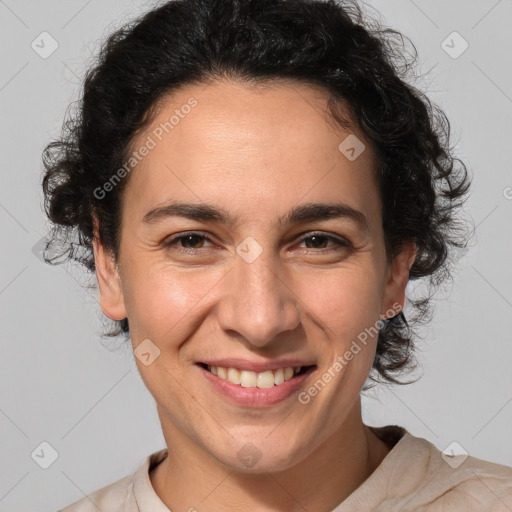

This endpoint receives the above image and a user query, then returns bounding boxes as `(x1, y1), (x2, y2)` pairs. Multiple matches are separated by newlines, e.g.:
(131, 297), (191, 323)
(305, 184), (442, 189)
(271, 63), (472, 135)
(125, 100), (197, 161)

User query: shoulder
(428, 452), (512, 511)
(58, 474), (135, 512)
(57, 448), (168, 512)
(361, 425), (512, 511)
(395, 431), (512, 511)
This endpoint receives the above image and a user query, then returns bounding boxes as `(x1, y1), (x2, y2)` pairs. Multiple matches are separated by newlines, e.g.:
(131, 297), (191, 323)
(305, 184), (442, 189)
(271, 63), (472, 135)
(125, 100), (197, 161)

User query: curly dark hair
(41, 0), (472, 387)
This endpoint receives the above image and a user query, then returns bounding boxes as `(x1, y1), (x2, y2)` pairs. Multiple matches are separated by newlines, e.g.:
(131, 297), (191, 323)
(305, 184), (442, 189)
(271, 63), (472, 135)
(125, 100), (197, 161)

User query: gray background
(0, 0), (511, 510)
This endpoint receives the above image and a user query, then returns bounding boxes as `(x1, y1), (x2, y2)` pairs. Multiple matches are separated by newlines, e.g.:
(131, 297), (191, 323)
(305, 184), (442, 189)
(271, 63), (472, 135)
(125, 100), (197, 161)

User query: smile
(206, 365), (304, 388)
(197, 363), (317, 407)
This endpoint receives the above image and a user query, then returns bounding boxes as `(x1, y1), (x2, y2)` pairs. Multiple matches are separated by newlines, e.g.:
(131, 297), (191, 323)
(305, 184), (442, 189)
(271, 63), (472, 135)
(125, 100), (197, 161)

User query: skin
(93, 78), (416, 511)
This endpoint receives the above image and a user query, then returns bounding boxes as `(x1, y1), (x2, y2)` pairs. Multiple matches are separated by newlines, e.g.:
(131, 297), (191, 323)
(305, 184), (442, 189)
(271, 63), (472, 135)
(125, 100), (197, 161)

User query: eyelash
(163, 231), (351, 254)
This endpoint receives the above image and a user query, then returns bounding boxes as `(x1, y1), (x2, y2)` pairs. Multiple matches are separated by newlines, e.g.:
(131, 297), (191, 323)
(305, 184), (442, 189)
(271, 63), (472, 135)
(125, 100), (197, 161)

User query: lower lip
(198, 365), (316, 408)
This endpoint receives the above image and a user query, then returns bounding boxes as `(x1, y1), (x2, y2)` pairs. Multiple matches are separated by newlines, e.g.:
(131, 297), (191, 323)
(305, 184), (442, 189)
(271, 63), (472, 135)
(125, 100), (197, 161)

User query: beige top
(58, 425), (512, 511)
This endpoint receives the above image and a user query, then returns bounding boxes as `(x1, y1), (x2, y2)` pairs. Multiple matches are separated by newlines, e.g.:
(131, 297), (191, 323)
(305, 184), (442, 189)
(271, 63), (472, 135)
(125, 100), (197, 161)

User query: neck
(150, 399), (391, 512)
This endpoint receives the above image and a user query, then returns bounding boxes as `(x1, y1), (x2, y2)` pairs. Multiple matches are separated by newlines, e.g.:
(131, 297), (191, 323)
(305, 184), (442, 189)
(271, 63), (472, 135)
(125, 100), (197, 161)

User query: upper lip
(198, 359), (316, 373)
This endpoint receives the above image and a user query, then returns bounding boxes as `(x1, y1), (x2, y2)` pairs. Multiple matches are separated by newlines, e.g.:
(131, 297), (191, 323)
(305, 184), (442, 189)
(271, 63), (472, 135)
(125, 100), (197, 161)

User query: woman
(42, 0), (512, 510)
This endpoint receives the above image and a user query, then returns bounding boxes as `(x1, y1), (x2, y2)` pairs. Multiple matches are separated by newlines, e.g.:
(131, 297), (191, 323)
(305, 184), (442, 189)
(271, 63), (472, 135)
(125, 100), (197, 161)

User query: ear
(92, 215), (127, 321)
(380, 240), (416, 319)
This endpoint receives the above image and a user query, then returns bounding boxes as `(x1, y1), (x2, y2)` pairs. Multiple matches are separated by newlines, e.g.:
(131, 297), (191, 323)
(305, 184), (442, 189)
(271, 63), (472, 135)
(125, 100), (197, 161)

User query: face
(93, 79), (415, 473)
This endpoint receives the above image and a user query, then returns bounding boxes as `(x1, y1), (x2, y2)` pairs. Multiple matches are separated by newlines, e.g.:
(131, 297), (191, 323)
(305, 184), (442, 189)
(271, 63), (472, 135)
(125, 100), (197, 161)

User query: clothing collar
(132, 424), (409, 512)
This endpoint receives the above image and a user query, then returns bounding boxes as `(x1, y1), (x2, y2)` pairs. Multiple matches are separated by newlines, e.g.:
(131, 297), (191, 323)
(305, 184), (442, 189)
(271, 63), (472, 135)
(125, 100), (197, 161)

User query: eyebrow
(142, 200), (369, 231)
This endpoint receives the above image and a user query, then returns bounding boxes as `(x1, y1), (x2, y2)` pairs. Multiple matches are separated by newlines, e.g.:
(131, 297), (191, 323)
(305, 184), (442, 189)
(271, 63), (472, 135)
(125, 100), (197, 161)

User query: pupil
(306, 235), (326, 249)
(184, 235), (203, 248)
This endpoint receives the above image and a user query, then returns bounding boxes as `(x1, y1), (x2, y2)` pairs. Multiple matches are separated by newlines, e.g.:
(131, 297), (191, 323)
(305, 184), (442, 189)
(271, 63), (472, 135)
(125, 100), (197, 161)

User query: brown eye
(164, 232), (214, 252)
(297, 232), (351, 252)
(302, 234), (330, 249)
(176, 234), (206, 249)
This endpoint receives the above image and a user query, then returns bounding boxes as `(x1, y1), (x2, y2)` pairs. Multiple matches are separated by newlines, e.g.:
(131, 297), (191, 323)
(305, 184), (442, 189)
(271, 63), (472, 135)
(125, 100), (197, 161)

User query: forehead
(123, 79), (380, 229)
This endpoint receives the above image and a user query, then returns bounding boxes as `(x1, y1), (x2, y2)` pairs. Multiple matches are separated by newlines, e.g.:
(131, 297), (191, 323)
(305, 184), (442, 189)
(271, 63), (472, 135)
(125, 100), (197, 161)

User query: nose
(216, 249), (301, 348)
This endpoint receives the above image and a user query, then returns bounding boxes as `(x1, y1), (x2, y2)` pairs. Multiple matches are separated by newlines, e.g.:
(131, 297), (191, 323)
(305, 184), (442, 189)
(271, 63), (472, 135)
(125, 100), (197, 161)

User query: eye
(163, 231), (351, 255)
(163, 232), (214, 253)
(295, 232), (351, 252)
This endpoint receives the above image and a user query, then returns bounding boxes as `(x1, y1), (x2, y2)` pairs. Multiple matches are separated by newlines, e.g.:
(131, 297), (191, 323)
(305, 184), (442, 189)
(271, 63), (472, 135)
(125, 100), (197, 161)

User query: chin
(207, 431), (312, 474)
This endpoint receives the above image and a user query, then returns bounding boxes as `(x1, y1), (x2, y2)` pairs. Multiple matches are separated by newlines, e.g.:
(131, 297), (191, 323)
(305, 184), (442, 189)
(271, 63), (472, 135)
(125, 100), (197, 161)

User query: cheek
(123, 264), (225, 341)
(123, 251), (384, 350)
(292, 265), (383, 340)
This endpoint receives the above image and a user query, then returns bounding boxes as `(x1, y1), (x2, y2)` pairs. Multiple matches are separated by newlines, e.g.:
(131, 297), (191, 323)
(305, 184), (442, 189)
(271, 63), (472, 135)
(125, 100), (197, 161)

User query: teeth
(274, 368), (285, 385)
(240, 370), (257, 387)
(256, 370), (274, 389)
(227, 367), (241, 384)
(207, 365), (304, 388)
(284, 367), (294, 380)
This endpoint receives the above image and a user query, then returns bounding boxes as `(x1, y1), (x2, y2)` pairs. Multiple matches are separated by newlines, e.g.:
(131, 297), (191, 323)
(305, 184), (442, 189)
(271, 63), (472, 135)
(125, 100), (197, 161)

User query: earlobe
(92, 220), (127, 321)
(381, 241), (417, 319)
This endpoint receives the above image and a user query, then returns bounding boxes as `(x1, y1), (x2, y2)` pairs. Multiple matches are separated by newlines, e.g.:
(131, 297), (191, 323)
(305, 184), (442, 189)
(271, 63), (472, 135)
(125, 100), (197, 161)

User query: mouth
(197, 363), (314, 388)
(196, 362), (317, 407)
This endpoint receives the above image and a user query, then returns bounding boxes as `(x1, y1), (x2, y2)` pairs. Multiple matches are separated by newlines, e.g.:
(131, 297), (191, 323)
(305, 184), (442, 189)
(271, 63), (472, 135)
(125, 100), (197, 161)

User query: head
(42, 0), (471, 472)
